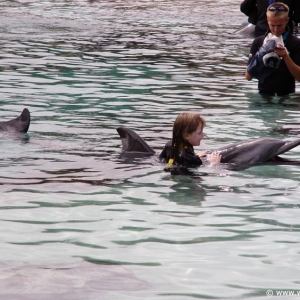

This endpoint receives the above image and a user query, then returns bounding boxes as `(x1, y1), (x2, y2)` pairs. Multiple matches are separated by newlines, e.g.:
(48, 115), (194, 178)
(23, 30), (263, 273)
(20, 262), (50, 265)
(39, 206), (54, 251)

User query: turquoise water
(1, 1), (300, 299)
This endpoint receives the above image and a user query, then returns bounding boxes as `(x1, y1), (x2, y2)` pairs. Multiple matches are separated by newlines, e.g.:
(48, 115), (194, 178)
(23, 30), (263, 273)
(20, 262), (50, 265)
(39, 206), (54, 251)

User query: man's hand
(274, 45), (289, 58)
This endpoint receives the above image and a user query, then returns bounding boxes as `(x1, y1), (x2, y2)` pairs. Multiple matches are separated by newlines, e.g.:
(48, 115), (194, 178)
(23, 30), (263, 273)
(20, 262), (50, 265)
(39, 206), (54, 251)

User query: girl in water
(159, 113), (221, 169)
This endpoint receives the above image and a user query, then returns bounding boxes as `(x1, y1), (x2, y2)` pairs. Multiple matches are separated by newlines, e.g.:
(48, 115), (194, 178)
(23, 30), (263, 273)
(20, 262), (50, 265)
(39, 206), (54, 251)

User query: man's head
(266, 2), (289, 37)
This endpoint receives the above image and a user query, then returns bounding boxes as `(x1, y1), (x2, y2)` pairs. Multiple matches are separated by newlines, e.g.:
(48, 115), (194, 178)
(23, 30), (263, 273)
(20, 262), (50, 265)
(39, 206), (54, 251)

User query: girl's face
(184, 123), (204, 146)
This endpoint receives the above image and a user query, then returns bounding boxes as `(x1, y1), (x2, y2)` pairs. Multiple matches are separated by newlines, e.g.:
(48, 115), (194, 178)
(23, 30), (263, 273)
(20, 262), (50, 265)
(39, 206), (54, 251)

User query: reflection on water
(0, 260), (151, 300)
(1, 0), (300, 299)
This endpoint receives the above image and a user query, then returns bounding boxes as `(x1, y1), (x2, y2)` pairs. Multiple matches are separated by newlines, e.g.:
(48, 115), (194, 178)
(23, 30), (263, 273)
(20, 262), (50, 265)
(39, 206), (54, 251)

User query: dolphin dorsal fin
(116, 127), (155, 154)
(0, 108), (30, 133)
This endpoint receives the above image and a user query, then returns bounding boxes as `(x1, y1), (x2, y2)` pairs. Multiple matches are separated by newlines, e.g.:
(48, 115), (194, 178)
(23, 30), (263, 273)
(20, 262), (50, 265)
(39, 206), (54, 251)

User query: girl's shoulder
(159, 140), (173, 161)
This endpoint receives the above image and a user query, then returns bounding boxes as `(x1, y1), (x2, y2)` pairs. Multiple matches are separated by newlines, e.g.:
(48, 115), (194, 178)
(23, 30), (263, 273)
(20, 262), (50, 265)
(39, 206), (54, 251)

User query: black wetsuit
(240, 0), (300, 37)
(159, 140), (202, 168)
(247, 33), (300, 95)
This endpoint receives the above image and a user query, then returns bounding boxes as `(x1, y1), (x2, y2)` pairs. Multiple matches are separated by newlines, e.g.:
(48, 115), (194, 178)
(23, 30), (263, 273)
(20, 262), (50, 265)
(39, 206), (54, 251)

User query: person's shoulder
(288, 34), (300, 43)
(286, 34), (300, 60)
(286, 34), (300, 49)
(165, 140), (172, 147)
(161, 140), (172, 153)
(251, 35), (264, 44)
(159, 140), (172, 161)
(250, 35), (264, 47)
(254, 35), (265, 42)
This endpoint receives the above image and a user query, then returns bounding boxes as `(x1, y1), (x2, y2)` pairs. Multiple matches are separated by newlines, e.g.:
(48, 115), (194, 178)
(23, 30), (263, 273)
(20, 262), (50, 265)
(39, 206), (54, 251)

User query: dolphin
(116, 127), (300, 170)
(0, 108), (30, 133)
(236, 24), (255, 38)
(212, 138), (300, 170)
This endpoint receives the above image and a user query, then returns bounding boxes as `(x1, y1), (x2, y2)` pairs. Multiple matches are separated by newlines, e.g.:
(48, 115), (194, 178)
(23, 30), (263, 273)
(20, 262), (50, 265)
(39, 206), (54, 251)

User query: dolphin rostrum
(0, 108), (30, 133)
(116, 127), (300, 170)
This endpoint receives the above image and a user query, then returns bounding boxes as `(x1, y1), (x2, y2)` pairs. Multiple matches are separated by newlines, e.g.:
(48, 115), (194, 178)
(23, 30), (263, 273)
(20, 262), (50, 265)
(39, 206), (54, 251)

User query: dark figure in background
(245, 2), (300, 96)
(240, 0), (300, 37)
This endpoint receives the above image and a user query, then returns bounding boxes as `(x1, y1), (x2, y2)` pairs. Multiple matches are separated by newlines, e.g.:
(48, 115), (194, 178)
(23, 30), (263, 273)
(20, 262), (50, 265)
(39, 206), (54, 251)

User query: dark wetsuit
(159, 140), (202, 169)
(247, 33), (300, 95)
(240, 0), (300, 37)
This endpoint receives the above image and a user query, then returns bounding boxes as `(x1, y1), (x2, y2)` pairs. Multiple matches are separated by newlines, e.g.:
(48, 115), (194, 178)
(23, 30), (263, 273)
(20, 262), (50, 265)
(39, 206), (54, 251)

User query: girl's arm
(197, 151), (207, 157)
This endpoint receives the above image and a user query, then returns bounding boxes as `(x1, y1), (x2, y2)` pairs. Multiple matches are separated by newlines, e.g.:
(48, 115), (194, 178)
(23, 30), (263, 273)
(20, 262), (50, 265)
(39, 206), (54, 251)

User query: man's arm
(245, 70), (253, 80)
(275, 46), (300, 82)
(245, 37), (262, 81)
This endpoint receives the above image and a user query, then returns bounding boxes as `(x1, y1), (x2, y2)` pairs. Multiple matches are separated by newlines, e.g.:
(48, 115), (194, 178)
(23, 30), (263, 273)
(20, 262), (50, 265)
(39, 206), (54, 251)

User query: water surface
(1, 1), (300, 299)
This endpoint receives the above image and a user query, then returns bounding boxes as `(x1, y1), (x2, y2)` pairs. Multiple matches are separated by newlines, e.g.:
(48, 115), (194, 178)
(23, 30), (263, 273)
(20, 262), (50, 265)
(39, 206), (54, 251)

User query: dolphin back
(116, 126), (155, 154)
(217, 138), (300, 165)
(0, 108), (31, 133)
